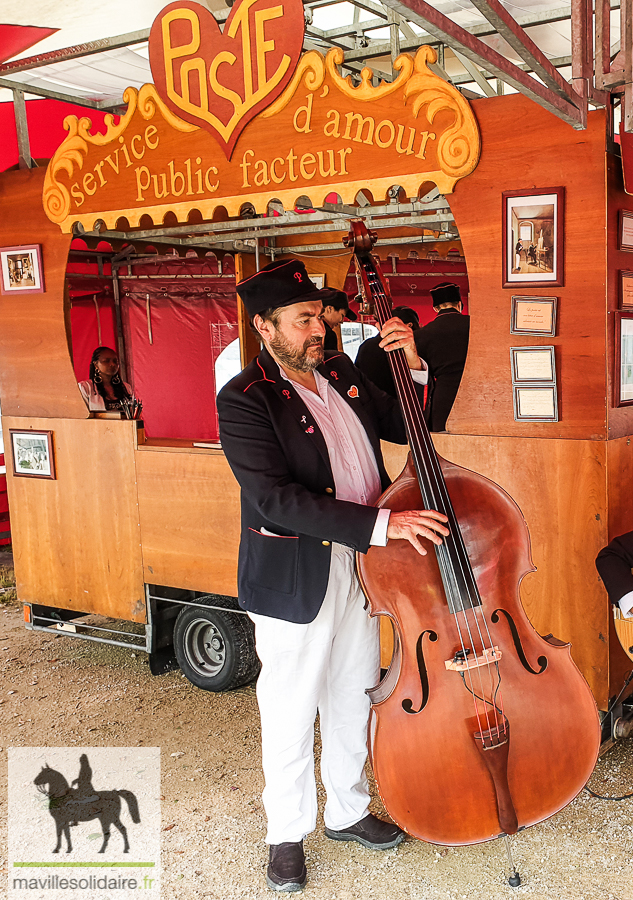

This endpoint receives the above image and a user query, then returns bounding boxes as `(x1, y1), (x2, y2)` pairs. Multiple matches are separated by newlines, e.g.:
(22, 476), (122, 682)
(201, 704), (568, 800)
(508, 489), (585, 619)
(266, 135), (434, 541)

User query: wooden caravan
(1, 0), (632, 736)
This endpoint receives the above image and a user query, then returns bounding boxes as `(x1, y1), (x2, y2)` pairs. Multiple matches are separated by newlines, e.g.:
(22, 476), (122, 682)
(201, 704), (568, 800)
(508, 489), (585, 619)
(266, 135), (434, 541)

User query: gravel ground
(2, 587), (633, 900)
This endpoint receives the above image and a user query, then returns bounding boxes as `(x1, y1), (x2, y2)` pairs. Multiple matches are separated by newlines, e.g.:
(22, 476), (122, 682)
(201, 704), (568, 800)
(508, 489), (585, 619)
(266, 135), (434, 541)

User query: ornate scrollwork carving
(404, 46), (481, 180)
(42, 85), (197, 225)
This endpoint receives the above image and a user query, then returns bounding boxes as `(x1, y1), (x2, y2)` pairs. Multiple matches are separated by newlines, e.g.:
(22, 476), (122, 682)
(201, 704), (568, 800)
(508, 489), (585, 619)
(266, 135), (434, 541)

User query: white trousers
(250, 543), (380, 845)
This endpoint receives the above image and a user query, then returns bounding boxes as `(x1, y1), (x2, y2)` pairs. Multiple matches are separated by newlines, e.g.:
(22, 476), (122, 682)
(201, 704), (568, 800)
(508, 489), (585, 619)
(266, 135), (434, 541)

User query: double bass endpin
(503, 835), (521, 887)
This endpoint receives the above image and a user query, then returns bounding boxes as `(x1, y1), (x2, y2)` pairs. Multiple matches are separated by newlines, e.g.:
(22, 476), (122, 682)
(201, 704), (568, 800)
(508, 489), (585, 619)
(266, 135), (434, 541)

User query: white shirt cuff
(411, 365), (428, 386)
(370, 508), (391, 546)
(619, 590), (633, 617)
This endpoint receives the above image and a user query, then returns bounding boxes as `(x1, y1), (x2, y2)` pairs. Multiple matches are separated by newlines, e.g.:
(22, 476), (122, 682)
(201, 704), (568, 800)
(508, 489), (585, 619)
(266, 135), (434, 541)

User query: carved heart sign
(149, 0), (304, 159)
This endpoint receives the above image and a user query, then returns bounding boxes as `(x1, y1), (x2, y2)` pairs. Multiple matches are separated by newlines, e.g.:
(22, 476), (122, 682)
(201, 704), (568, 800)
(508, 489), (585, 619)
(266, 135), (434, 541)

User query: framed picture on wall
(502, 188), (564, 288)
(616, 312), (633, 406)
(619, 211), (633, 252)
(620, 271), (633, 308)
(9, 430), (56, 479)
(510, 346), (556, 383)
(510, 296), (557, 335)
(513, 386), (559, 421)
(0, 244), (44, 295)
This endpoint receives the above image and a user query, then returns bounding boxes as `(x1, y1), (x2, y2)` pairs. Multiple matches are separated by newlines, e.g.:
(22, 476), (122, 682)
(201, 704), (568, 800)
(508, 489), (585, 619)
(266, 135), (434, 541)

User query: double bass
(347, 220), (600, 853)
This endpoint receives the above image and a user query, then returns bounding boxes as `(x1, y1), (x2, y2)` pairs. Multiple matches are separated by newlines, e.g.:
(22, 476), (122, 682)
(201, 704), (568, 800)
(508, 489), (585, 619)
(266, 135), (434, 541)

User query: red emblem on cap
(294, 272), (302, 282)
(347, 386), (359, 398)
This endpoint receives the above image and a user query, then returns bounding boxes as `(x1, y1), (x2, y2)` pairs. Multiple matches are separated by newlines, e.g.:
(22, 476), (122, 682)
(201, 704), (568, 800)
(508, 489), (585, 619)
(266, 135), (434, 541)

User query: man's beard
(269, 330), (324, 373)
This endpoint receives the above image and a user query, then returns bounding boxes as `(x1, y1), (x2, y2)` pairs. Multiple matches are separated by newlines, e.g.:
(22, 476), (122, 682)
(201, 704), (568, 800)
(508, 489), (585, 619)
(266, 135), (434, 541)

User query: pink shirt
(280, 368), (393, 545)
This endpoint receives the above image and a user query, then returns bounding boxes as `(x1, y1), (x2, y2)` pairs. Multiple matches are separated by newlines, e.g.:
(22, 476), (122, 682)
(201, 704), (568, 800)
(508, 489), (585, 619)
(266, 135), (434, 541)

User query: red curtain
(118, 261), (238, 441)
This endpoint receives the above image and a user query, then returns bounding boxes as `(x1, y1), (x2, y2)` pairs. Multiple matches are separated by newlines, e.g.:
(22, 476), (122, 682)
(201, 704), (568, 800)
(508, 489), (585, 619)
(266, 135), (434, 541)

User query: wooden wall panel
(4, 416), (145, 620)
(380, 434), (611, 706)
(0, 169), (87, 418)
(135, 447), (240, 595)
(448, 97), (608, 440)
(606, 154), (633, 438)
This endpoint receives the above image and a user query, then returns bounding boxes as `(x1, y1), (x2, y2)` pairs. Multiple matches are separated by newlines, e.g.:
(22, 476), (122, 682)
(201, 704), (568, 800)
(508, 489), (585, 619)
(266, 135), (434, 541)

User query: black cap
(237, 259), (340, 319)
(430, 282), (461, 307)
(322, 288), (357, 321)
(392, 306), (420, 328)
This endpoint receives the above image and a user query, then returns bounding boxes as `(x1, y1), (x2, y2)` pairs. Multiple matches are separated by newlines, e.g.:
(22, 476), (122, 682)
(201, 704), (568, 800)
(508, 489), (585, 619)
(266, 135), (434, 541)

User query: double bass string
(363, 260), (504, 736)
(365, 271), (494, 732)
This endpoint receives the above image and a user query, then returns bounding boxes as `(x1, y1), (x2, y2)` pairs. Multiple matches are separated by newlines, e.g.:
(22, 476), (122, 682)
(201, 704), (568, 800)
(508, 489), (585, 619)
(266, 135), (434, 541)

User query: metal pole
(111, 265), (128, 382)
(13, 89), (32, 170)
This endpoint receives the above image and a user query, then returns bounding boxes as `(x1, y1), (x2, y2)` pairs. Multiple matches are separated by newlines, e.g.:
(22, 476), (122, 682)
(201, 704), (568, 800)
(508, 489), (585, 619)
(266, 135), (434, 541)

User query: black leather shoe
(325, 813), (405, 850)
(266, 841), (307, 892)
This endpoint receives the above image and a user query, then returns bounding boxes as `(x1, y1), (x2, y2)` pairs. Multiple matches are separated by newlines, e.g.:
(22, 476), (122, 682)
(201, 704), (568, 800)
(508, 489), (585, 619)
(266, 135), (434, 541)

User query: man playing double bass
(217, 259), (449, 892)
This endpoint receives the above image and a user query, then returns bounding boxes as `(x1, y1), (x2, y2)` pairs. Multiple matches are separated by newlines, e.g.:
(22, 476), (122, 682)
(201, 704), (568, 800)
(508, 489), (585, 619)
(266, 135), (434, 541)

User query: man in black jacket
(596, 531), (633, 616)
(218, 259), (448, 892)
(320, 287), (357, 351)
(416, 282), (470, 432)
(355, 306), (420, 397)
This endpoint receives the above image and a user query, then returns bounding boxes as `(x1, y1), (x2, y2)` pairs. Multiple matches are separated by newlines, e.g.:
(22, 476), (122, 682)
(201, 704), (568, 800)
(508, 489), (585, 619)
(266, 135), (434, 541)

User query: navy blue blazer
(217, 346), (413, 623)
(596, 531), (633, 605)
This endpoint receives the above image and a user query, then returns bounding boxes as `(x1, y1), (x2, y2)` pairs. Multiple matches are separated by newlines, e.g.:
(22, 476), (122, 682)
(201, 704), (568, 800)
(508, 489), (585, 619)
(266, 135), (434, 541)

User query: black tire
(173, 596), (260, 692)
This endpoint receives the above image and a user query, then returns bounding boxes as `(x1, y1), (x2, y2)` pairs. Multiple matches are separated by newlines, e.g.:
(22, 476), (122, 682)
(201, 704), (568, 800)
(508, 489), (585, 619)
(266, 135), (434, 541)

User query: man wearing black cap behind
(416, 282), (470, 432)
(355, 305), (420, 397)
(217, 259), (449, 892)
(319, 287), (357, 350)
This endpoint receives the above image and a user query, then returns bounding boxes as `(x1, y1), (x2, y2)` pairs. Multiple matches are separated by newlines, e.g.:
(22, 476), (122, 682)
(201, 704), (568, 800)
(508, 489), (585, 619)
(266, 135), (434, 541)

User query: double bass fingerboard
(360, 260), (482, 616)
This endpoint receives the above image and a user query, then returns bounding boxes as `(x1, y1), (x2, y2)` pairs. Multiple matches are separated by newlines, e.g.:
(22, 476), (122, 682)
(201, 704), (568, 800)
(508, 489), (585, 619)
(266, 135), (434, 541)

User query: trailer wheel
(173, 597), (260, 692)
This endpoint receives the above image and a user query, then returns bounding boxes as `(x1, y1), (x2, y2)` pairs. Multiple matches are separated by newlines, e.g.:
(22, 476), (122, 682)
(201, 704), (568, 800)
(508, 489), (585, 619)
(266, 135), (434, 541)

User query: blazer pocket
(246, 528), (299, 595)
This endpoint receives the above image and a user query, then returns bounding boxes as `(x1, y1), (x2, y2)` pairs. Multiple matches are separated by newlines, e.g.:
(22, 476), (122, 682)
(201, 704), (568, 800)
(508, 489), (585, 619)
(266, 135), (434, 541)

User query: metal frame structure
(3, 0), (631, 240)
(2, 1), (629, 139)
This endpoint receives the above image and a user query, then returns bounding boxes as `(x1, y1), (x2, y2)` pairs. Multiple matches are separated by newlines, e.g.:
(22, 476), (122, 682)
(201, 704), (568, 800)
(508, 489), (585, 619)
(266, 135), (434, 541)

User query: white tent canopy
(0, 0), (620, 108)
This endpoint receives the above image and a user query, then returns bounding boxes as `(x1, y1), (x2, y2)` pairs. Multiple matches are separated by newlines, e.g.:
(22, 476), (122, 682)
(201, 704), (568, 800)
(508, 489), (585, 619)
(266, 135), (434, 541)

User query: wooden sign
(149, 0), (305, 158)
(43, 2), (480, 233)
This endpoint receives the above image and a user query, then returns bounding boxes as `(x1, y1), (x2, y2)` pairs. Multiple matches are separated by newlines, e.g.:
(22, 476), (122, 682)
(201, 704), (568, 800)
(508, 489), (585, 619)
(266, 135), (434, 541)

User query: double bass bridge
(445, 646), (502, 672)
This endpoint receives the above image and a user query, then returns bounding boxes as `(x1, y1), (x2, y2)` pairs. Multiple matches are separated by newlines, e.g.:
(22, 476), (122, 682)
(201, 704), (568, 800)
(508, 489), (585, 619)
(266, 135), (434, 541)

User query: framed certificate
(510, 347), (556, 383)
(621, 271), (633, 309)
(617, 313), (633, 406)
(510, 296), (557, 335)
(513, 386), (558, 421)
(620, 211), (633, 252)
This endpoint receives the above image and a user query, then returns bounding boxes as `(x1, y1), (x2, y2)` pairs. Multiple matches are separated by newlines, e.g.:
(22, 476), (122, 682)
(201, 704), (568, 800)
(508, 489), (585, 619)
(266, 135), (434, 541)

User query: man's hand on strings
(386, 509), (449, 556)
(379, 317), (425, 371)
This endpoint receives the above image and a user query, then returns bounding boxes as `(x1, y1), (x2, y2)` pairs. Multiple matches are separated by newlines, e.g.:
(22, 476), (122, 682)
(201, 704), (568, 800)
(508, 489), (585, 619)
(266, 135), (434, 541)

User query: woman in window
(78, 346), (134, 412)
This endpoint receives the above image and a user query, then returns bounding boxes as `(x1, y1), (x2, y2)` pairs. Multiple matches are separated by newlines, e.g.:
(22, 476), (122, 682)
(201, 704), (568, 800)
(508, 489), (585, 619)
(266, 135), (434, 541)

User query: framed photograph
(619, 211), (633, 252)
(510, 346), (556, 383)
(503, 189), (564, 288)
(0, 244), (44, 295)
(510, 296), (557, 335)
(9, 430), (55, 479)
(513, 386), (559, 422)
(309, 273), (325, 289)
(616, 312), (633, 406)
(621, 271), (633, 308)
